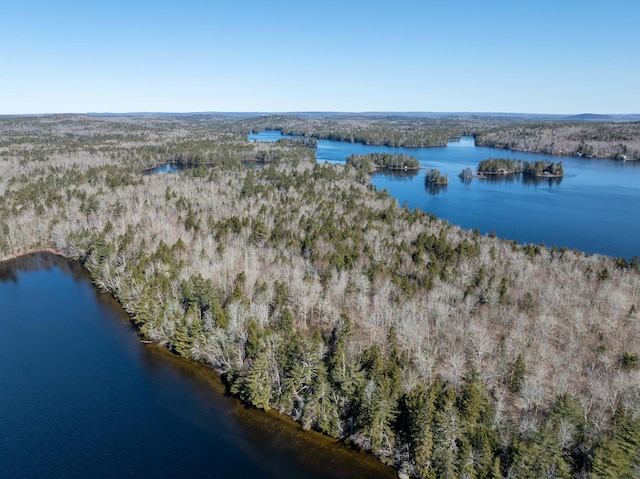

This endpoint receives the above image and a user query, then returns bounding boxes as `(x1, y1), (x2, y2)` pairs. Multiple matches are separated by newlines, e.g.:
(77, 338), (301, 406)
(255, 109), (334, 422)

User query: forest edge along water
(248, 130), (640, 260)
(0, 252), (395, 479)
(2, 115), (639, 479)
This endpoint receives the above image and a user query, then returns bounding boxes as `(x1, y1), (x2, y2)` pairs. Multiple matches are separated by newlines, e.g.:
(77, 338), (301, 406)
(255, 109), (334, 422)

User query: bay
(250, 131), (640, 259)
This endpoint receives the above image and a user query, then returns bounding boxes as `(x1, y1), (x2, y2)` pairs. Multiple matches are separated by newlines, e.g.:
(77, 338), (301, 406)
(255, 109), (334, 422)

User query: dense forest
(474, 122), (640, 160)
(1, 114), (639, 478)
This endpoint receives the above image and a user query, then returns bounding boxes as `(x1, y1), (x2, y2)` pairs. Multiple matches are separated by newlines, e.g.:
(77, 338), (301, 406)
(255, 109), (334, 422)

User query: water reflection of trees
(467, 174), (563, 187)
(424, 183), (448, 196)
(459, 177), (473, 186)
(522, 175), (563, 187)
(0, 252), (81, 284)
(482, 174), (519, 185)
(374, 169), (420, 181)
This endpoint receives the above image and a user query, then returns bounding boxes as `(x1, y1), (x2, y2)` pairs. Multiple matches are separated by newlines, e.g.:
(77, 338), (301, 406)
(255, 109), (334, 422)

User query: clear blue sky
(2, 0), (639, 115)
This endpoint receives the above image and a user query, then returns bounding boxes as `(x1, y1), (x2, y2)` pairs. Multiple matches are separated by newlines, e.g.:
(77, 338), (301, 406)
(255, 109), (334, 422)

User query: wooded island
(459, 158), (565, 180)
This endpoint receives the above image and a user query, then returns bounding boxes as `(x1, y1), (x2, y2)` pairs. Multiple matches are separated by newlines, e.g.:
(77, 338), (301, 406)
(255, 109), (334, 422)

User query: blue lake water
(0, 253), (393, 479)
(250, 131), (640, 259)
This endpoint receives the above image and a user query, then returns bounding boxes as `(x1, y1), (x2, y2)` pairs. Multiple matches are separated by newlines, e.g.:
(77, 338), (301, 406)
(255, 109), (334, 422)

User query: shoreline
(0, 247), (398, 476)
(475, 142), (637, 162)
(0, 246), (66, 263)
(374, 165), (424, 171)
(474, 171), (564, 179)
(0, 249), (396, 479)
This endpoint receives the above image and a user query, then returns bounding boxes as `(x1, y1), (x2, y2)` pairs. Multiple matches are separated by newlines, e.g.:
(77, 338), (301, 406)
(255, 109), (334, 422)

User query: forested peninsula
(474, 122), (640, 161)
(1, 114), (639, 479)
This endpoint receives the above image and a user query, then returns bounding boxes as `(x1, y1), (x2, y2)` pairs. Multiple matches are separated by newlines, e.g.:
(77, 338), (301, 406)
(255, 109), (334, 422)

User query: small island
(477, 157), (524, 175)
(424, 167), (449, 185)
(461, 157), (564, 179)
(522, 160), (564, 177)
(346, 153), (421, 173)
(458, 167), (475, 179)
(275, 137), (318, 148)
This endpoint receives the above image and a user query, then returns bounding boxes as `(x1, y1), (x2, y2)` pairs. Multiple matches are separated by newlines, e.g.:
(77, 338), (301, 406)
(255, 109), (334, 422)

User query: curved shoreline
(0, 250), (395, 479)
(0, 247), (398, 477)
(0, 246), (66, 263)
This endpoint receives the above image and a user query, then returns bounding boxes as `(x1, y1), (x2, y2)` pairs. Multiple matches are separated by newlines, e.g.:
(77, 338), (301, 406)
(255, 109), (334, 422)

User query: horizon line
(2, 111), (639, 118)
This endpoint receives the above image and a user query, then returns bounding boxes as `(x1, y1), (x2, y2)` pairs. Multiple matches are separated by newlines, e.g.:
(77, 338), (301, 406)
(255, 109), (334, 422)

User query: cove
(0, 253), (394, 479)
(250, 131), (640, 259)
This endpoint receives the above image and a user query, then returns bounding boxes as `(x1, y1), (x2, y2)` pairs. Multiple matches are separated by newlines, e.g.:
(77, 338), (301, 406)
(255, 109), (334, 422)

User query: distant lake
(250, 131), (640, 259)
(0, 253), (394, 479)
(144, 160), (261, 175)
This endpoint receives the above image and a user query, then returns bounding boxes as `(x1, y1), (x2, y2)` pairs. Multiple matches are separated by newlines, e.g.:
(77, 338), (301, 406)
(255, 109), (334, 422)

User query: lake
(249, 131), (640, 259)
(0, 253), (394, 479)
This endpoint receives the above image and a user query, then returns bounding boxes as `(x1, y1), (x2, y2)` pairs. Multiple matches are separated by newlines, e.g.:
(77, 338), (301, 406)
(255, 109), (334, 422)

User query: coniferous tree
(508, 353), (526, 394)
(402, 384), (436, 478)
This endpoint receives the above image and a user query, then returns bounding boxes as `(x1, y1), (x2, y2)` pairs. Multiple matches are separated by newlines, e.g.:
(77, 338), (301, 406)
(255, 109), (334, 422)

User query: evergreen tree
(459, 373), (498, 478)
(241, 170), (255, 197)
(327, 313), (360, 398)
(508, 353), (526, 394)
(240, 349), (272, 410)
(433, 385), (460, 479)
(509, 428), (571, 479)
(302, 362), (341, 436)
(403, 384), (436, 478)
(590, 407), (640, 478)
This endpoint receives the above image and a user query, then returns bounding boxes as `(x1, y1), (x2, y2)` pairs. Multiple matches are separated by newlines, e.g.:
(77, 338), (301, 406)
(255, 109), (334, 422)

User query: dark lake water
(250, 131), (640, 259)
(0, 253), (394, 479)
(144, 161), (261, 175)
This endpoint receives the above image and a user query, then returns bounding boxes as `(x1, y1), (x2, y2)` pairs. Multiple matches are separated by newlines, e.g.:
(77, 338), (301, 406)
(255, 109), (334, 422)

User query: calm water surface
(250, 131), (640, 259)
(0, 254), (394, 479)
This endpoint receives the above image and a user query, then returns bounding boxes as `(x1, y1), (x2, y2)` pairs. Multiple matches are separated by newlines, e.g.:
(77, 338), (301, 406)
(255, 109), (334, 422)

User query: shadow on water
(0, 252), (82, 283)
(143, 345), (395, 479)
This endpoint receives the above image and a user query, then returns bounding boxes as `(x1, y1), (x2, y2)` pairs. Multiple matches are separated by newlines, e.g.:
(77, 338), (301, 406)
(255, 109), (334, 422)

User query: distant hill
(11, 111), (639, 123)
(563, 113), (640, 122)
(564, 113), (615, 122)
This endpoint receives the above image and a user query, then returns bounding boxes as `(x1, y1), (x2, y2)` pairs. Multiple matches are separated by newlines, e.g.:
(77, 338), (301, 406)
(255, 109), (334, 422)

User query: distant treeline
(235, 115), (489, 147)
(475, 122), (640, 160)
